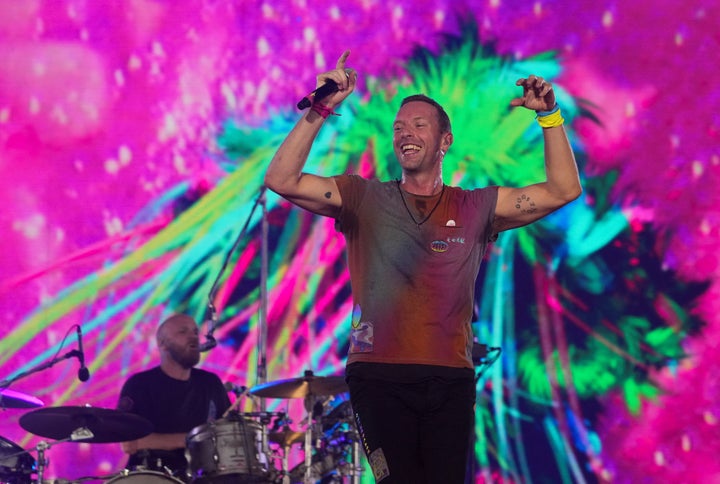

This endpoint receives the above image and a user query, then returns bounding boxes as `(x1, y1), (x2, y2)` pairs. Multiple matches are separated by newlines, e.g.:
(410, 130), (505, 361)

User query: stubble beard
(168, 343), (200, 369)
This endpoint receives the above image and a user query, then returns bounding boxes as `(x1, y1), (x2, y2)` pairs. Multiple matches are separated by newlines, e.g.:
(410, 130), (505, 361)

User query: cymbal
(0, 389), (44, 409)
(250, 373), (348, 399)
(268, 427), (305, 447)
(19, 406), (153, 443)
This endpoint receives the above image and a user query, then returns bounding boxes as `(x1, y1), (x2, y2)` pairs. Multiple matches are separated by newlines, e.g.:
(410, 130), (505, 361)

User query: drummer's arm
(121, 433), (187, 454)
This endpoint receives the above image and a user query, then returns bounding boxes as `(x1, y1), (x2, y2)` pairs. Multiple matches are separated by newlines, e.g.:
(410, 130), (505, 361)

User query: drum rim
(105, 469), (185, 483)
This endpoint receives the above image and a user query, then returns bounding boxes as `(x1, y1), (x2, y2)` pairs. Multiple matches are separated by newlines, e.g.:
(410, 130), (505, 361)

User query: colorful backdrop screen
(1, 1), (719, 483)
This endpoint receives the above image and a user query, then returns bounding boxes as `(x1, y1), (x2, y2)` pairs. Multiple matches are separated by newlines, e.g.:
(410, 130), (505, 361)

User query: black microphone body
(199, 313), (218, 352)
(199, 334), (217, 352)
(297, 79), (339, 110)
(76, 326), (90, 382)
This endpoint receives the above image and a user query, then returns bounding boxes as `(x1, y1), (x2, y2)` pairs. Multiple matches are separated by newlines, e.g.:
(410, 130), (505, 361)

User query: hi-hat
(19, 406), (153, 443)
(0, 389), (44, 409)
(250, 371), (347, 399)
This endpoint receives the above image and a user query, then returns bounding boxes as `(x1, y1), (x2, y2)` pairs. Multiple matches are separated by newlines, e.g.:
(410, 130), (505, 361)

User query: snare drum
(106, 470), (184, 483)
(186, 415), (269, 483)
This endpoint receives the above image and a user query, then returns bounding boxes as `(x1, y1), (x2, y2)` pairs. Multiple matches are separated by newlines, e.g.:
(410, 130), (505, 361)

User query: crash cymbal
(19, 406), (153, 443)
(250, 372), (348, 399)
(268, 427), (305, 447)
(0, 389), (43, 409)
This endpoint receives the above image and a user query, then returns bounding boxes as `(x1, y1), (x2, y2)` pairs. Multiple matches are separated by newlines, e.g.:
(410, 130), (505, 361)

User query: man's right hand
(264, 50), (354, 218)
(121, 439), (139, 454)
(314, 50), (357, 109)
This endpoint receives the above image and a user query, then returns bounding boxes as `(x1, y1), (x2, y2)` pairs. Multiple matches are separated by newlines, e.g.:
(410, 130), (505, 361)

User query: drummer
(117, 313), (231, 480)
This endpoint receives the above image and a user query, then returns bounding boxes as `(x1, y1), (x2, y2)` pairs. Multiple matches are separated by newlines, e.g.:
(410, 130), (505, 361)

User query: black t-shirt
(117, 366), (231, 477)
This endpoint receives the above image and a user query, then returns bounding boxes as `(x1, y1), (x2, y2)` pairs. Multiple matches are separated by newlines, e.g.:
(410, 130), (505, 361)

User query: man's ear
(442, 132), (454, 152)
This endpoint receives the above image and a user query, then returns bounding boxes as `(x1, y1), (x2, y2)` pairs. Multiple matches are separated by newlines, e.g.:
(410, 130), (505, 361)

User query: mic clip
(199, 334), (217, 353)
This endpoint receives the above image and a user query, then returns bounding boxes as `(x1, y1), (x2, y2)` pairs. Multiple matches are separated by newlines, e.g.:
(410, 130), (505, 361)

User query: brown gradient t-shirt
(335, 175), (498, 369)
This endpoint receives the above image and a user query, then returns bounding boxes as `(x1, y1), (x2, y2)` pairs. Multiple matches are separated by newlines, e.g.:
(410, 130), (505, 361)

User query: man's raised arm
(494, 75), (582, 232)
(264, 50), (357, 218)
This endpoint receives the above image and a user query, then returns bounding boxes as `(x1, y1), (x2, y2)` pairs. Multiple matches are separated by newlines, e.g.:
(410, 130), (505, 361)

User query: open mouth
(401, 143), (421, 155)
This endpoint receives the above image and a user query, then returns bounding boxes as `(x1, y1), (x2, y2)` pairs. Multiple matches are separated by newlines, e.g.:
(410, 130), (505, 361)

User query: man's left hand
(510, 75), (556, 111)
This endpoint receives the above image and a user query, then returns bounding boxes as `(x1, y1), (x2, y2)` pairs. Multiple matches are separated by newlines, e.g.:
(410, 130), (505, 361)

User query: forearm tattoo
(515, 194), (537, 214)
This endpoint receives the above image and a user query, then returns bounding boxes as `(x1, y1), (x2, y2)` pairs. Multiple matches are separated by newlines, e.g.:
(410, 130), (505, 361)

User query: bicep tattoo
(515, 194), (537, 214)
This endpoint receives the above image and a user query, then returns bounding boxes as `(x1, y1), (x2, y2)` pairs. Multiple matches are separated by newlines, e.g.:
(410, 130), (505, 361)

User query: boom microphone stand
(257, 188), (269, 411)
(202, 185), (269, 412)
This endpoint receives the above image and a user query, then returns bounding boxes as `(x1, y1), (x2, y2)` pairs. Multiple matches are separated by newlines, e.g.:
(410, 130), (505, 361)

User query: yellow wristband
(536, 108), (564, 128)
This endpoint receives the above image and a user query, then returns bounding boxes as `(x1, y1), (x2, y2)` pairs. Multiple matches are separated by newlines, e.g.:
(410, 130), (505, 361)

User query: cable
(475, 347), (502, 384)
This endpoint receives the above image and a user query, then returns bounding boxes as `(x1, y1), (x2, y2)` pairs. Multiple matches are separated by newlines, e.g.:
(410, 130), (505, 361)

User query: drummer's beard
(167, 342), (201, 369)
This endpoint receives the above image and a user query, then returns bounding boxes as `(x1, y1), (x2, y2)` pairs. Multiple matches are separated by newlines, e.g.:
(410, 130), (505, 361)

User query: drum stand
(302, 395), (315, 484)
(281, 444), (291, 484)
(302, 393), (327, 484)
(257, 412), (274, 476)
(24, 432), (83, 484)
(351, 438), (361, 484)
(35, 440), (49, 484)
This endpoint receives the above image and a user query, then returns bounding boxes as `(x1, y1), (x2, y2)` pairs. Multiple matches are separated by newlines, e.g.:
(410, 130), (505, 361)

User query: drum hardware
(351, 438), (361, 484)
(0, 428), (94, 484)
(240, 410), (288, 477)
(287, 451), (338, 484)
(185, 412), (275, 483)
(248, 372), (361, 484)
(0, 331), (90, 407)
(299, 391), (339, 483)
(320, 401), (352, 431)
(286, 432), (361, 484)
(17, 405), (153, 484)
(301, 427), (362, 484)
(19, 406), (153, 444)
(0, 434), (36, 484)
(105, 469), (184, 483)
(248, 371), (348, 400)
(268, 428), (305, 448)
(221, 384), (251, 419)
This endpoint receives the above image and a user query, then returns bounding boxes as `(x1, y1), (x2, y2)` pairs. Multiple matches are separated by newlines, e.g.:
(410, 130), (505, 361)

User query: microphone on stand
(199, 304), (218, 352)
(198, 332), (216, 352)
(75, 326), (90, 382)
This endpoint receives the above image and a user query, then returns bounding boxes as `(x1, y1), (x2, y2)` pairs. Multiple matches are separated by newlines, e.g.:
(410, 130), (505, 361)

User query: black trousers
(347, 371), (476, 484)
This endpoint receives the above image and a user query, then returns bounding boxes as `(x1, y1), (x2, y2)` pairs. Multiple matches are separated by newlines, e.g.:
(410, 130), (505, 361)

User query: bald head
(157, 313), (200, 370)
(156, 313), (196, 345)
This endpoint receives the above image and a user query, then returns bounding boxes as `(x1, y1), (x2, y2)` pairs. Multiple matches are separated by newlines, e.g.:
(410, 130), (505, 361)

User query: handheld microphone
(297, 79), (339, 110)
(75, 326), (90, 382)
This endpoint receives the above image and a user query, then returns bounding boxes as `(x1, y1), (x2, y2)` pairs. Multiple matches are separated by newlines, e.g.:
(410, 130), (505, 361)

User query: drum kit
(0, 371), (362, 484)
